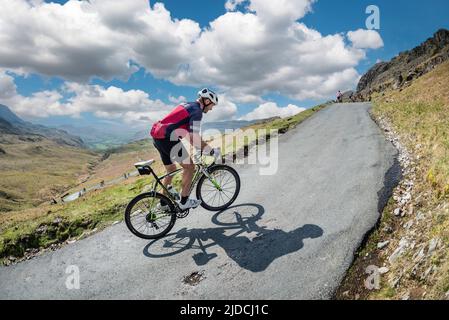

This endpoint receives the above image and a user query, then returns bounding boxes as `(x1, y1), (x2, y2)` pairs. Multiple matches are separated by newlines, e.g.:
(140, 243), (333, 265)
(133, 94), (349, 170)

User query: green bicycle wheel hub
(146, 212), (157, 222)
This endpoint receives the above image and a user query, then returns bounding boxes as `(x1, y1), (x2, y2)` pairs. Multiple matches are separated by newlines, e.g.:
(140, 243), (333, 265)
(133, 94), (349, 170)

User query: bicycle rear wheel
(196, 165), (240, 211)
(125, 192), (176, 239)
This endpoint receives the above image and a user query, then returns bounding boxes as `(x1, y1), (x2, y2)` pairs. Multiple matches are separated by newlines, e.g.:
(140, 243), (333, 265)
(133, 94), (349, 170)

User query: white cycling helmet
(198, 88), (218, 105)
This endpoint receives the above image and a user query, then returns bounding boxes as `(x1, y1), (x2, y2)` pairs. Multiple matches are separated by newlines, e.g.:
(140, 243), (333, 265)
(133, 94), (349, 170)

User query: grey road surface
(0, 103), (400, 299)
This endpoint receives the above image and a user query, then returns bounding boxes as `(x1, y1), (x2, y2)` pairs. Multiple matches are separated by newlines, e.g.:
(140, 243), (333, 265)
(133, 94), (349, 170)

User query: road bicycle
(125, 154), (241, 239)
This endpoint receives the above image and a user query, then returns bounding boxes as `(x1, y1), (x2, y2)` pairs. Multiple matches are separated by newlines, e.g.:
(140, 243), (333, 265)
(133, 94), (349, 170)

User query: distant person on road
(337, 90), (343, 103)
(150, 88), (221, 211)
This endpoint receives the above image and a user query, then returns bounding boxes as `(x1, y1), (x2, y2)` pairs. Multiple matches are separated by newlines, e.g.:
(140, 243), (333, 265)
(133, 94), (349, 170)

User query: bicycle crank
(176, 209), (190, 219)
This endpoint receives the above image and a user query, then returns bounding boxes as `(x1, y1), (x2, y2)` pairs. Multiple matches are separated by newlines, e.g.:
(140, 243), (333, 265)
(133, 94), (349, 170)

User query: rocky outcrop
(339, 91), (356, 103)
(357, 29), (449, 100)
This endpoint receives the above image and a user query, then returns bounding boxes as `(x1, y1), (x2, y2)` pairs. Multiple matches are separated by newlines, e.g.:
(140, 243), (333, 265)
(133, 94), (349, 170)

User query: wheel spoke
(220, 190), (232, 200)
(136, 220), (148, 231)
(220, 176), (234, 188)
(202, 185), (218, 192)
(204, 189), (217, 204)
(220, 184), (235, 193)
(211, 190), (219, 206)
(219, 171), (227, 186)
(197, 167), (239, 210)
(218, 191), (225, 206)
(128, 194), (174, 237)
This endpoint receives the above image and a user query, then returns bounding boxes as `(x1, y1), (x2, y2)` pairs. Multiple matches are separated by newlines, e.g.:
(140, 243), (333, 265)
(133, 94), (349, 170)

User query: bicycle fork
(201, 167), (223, 191)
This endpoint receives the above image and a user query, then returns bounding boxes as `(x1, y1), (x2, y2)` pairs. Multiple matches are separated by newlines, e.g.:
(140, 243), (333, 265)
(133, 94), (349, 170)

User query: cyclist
(150, 88), (221, 211)
(337, 90), (343, 103)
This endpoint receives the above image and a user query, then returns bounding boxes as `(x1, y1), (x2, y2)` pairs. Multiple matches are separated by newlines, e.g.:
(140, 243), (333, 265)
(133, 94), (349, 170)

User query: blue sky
(2, 0), (449, 128)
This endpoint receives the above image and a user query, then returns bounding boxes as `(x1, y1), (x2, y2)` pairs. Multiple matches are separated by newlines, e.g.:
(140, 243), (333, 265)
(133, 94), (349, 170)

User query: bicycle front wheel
(125, 192), (176, 239)
(196, 165), (240, 211)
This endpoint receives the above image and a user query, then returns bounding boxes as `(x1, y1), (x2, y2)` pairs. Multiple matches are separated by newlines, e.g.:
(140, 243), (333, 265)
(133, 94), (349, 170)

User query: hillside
(64, 139), (161, 195)
(0, 133), (100, 212)
(338, 59), (449, 300)
(0, 104), (25, 125)
(356, 29), (449, 100)
(0, 105), (85, 148)
(0, 105), (98, 212)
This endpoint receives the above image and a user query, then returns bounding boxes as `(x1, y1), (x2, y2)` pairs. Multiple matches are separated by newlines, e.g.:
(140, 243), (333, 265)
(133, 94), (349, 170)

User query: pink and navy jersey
(155, 102), (203, 139)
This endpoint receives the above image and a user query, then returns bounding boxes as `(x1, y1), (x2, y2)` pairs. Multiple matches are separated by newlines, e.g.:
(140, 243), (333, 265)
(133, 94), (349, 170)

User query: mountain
(0, 117), (21, 135)
(0, 104), (25, 125)
(356, 29), (449, 99)
(0, 105), (85, 148)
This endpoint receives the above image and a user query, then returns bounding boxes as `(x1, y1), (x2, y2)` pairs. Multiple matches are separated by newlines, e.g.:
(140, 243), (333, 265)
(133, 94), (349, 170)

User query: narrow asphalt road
(0, 103), (399, 299)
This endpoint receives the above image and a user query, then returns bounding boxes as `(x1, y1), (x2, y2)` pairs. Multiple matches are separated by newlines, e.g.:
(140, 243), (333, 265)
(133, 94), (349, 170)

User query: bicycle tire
(196, 165), (240, 211)
(125, 192), (176, 239)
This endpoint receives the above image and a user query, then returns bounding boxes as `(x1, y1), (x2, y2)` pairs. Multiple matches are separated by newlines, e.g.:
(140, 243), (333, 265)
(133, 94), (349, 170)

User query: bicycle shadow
(142, 203), (324, 273)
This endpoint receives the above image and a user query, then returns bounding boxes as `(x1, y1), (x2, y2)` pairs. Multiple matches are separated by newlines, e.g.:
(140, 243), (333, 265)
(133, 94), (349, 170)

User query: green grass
(0, 177), (149, 261)
(106, 138), (153, 155)
(376, 286), (397, 299)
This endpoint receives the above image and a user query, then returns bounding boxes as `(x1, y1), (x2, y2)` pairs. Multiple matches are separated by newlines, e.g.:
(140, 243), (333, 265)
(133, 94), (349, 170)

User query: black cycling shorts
(153, 138), (189, 165)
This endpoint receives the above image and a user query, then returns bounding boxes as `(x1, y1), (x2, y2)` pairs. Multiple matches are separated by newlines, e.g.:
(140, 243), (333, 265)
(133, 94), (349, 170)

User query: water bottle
(167, 185), (180, 201)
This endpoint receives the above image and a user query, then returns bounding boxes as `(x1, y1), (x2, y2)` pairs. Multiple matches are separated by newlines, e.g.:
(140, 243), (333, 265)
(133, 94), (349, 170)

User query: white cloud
(248, 0), (315, 28)
(239, 102), (305, 121)
(168, 95), (187, 104)
(170, 11), (371, 102)
(203, 95), (238, 122)
(225, 0), (246, 11)
(347, 29), (384, 49)
(65, 83), (155, 115)
(0, 71), (69, 118)
(65, 84), (173, 123)
(0, 0), (199, 81)
(0, 72), (17, 100)
(0, 71), (171, 122)
(0, 0), (385, 120)
(0, 71), (236, 124)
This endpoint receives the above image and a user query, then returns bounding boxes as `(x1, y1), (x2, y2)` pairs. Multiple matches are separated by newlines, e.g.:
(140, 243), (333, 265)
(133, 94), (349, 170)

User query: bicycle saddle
(134, 159), (155, 168)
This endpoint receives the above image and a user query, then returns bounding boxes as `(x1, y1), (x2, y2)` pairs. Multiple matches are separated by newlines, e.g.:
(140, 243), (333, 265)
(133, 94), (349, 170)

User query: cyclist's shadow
(142, 203), (324, 273)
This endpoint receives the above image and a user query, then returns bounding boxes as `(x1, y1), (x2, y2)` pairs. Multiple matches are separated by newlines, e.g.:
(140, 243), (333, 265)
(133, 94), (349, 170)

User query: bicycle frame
(143, 161), (221, 210)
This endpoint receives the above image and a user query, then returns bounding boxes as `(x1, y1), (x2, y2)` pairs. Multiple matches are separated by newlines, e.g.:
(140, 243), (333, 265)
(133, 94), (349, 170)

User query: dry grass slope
(337, 60), (449, 300)
(0, 134), (99, 212)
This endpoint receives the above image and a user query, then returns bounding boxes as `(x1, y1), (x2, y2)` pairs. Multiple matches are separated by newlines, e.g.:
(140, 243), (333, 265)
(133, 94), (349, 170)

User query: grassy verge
(336, 60), (449, 300)
(208, 103), (329, 157)
(0, 178), (148, 262)
(0, 103), (328, 265)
